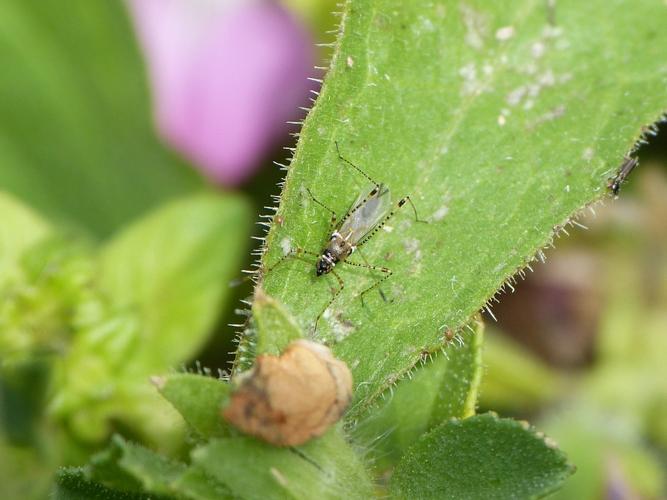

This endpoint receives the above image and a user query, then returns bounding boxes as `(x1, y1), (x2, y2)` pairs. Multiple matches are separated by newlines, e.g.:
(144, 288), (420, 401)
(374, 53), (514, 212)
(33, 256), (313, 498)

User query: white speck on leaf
(538, 69), (556, 86)
(495, 26), (515, 41)
(531, 41), (546, 58)
(346, 56), (354, 68)
(582, 147), (595, 161)
(543, 25), (563, 38)
(432, 205), (449, 221)
(403, 238), (423, 274)
(527, 105), (566, 129)
(270, 468), (288, 486)
(418, 15), (435, 32)
(329, 312), (356, 342)
(460, 4), (488, 50)
(459, 63), (484, 95)
(280, 237), (292, 255)
(497, 114), (507, 126)
(507, 86), (527, 106)
(459, 62), (476, 80)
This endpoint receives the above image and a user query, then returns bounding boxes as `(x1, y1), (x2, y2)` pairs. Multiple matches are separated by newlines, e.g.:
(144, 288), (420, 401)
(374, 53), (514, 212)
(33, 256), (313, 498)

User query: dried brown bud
(222, 340), (353, 446)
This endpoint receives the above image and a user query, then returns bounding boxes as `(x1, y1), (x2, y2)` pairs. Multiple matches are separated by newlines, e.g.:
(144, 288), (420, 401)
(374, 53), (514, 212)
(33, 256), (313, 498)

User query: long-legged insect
(608, 156), (638, 196)
(266, 142), (426, 331)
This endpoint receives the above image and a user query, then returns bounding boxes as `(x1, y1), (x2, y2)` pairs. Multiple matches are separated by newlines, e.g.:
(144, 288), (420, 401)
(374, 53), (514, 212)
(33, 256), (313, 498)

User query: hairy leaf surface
(261, 0), (667, 417)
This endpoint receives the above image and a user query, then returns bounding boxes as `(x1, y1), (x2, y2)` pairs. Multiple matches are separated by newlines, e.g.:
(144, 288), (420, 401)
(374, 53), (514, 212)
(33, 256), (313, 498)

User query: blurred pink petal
(127, 0), (314, 185)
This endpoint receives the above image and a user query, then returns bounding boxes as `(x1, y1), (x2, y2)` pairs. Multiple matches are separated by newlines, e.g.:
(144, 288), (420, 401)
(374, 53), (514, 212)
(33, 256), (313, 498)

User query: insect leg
(356, 195), (428, 248)
(353, 248), (390, 302)
(401, 195), (428, 224)
(335, 141), (382, 188)
(264, 247), (319, 276)
(340, 259), (393, 307)
(306, 187), (338, 228)
(314, 270), (345, 332)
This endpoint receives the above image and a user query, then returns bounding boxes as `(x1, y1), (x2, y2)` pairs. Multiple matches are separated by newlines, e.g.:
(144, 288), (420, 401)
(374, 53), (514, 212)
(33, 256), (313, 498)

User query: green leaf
(0, 1), (203, 237)
(390, 413), (574, 499)
(61, 435), (234, 500)
(99, 193), (252, 368)
(156, 374), (231, 440)
(353, 321), (483, 468)
(191, 431), (374, 500)
(170, 466), (234, 500)
(48, 193), (250, 444)
(89, 435), (186, 496)
(0, 191), (51, 288)
(253, 288), (304, 355)
(53, 467), (151, 500)
(260, 0), (667, 417)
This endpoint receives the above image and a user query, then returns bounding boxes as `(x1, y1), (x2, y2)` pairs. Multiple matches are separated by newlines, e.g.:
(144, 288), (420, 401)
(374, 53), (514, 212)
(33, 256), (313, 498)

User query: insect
(608, 156), (638, 196)
(266, 142), (426, 331)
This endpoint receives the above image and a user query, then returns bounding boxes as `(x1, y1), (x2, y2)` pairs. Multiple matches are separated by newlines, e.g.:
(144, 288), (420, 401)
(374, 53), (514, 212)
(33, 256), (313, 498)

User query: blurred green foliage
(0, 0), (203, 238)
(481, 163), (667, 498)
(0, 0), (666, 498)
(0, 192), (251, 497)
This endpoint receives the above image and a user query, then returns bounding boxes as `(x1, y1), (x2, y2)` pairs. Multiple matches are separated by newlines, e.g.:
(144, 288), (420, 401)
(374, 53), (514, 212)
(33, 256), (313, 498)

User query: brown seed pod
(222, 340), (353, 446)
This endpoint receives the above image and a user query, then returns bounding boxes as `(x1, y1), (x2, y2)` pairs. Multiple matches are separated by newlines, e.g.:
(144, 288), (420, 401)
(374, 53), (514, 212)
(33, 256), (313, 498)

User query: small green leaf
(354, 321), (483, 468)
(171, 466), (234, 500)
(59, 436), (234, 500)
(0, 191), (51, 288)
(156, 373), (231, 439)
(390, 413), (574, 499)
(253, 288), (304, 355)
(91, 435), (184, 494)
(191, 431), (374, 500)
(49, 193), (250, 444)
(53, 467), (151, 500)
(99, 193), (252, 368)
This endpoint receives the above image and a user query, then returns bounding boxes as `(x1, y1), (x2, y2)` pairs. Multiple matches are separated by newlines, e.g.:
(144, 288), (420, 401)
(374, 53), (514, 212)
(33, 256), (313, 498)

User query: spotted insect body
(266, 143), (425, 331)
(316, 231), (356, 276)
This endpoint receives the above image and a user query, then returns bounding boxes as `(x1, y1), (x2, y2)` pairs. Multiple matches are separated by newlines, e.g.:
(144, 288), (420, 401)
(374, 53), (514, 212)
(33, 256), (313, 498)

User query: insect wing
(339, 185), (391, 244)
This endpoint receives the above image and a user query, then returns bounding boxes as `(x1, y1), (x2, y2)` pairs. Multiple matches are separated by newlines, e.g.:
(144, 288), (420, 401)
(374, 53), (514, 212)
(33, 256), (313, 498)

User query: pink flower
(127, 0), (314, 185)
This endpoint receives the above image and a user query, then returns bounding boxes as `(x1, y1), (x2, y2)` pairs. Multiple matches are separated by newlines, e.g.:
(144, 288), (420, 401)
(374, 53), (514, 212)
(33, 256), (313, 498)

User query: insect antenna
(335, 141), (381, 188)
